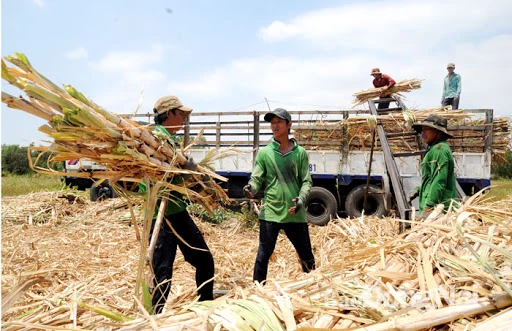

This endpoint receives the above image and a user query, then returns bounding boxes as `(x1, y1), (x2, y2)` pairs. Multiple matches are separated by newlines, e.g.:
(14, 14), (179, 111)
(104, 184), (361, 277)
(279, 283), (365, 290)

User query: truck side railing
(130, 108), (494, 156)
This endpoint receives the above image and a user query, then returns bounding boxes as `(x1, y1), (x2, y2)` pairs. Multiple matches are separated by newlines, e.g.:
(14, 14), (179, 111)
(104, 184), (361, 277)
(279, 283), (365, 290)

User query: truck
(62, 159), (118, 201)
(63, 105), (493, 225)
(176, 105), (493, 225)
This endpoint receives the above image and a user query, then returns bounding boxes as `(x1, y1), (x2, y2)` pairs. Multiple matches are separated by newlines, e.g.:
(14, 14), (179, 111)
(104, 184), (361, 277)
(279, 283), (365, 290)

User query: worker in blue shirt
(441, 62), (461, 110)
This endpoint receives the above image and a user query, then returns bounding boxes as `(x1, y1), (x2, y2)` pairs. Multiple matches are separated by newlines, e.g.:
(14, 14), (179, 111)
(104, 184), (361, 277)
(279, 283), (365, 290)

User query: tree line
(1, 144), (511, 178)
(1, 144), (63, 175)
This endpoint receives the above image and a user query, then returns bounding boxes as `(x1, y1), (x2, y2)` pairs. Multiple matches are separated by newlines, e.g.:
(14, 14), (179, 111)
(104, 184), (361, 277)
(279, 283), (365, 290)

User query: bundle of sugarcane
(352, 78), (423, 107)
(1, 53), (230, 212)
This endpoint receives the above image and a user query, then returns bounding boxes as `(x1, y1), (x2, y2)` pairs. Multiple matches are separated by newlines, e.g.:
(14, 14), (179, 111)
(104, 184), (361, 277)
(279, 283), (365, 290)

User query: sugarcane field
(2, 2), (512, 330)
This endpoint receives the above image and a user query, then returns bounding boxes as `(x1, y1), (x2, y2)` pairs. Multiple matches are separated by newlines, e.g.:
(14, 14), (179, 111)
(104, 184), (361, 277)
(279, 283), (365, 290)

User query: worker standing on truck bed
(409, 114), (458, 219)
(244, 108), (316, 284)
(441, 62), (461, 110)
(139, 95), (214, 314)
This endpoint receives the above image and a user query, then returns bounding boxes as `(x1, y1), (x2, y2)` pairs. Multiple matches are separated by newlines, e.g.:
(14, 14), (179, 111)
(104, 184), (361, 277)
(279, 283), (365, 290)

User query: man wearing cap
(139, 95), (214, 314)
(371, 68), (396, 110)
(441, 63), (461, 110)
(409, 114), (458, 219)
(243, 108), (315, 284)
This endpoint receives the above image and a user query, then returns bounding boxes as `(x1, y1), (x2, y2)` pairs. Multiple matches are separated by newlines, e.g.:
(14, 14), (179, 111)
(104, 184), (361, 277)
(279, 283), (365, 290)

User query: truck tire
(90, 181), (117, 201)
(345, 184), (386, 218)
(306, 187), (338, 226)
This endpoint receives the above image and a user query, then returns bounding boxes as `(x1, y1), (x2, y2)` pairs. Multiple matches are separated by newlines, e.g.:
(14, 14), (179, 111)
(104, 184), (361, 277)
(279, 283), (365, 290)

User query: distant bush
(492, 149), (512, 179)
(2, 144), (30, 175)
(1, 144), (63, 176)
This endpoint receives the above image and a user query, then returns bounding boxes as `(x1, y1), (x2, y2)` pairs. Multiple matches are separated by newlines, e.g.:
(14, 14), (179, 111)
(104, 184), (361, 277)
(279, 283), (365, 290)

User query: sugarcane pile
(1, 53), (230, 212)
(352, 78), (423, 107)
(2, 190), (511, 330)
(294, 107), (511, 162)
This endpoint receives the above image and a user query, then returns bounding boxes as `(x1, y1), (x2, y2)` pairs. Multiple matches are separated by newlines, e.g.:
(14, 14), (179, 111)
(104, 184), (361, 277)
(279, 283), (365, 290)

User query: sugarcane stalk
(64, 84), (126, 128)
(7, 53), (69, 96)
(1, 92), (54, 121)
(21, 80), (77, 111)
(146, 199), (167, 266)
(344, 293), (512, 331)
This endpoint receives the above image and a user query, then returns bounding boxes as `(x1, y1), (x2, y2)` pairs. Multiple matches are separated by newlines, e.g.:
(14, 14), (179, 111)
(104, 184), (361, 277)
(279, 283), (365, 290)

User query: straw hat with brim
(264, 108), (292, 122)
(412, 114), (453, 138)
(154, 95), (193, 115)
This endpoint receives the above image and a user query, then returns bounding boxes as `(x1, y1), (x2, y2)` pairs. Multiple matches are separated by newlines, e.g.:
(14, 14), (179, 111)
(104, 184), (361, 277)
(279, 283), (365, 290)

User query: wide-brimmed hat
(412, 114), (453, 138)
(154, 95), (193, 115)
(370, 68), (382, 76)
(264, 108), (291, 122)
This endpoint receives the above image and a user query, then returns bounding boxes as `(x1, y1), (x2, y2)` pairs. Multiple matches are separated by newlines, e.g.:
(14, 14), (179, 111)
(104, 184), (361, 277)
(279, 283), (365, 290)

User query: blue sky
(2, 0), (511, 145)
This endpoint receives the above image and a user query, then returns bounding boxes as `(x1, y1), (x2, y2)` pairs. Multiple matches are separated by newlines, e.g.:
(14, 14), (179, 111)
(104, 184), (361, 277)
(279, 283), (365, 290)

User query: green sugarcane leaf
(77, 301), (134, 322)
(141, 280), (153, 314)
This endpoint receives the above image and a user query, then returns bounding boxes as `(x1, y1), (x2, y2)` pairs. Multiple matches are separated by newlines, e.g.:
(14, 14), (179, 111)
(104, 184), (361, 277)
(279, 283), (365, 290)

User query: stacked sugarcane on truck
(64, 101), (495, 224)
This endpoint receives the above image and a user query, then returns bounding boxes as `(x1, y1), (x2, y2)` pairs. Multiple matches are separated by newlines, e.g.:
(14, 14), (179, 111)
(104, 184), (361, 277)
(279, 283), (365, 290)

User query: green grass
(1, 173), (64, 197)
(2, 174), (511, 205)
(487, 179), (512, 201)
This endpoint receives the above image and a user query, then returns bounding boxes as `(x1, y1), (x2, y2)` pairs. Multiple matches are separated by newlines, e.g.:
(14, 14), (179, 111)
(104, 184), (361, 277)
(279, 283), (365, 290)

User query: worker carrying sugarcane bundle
(139, 96), (215, 314)
(370, 68), (396, 109)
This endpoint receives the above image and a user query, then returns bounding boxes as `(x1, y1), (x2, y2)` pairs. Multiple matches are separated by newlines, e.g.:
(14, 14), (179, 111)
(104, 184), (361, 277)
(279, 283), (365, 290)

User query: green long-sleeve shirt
(248, 138), (312, 223)
(138, 124), (187, 216)
(418, 139), (458, 213)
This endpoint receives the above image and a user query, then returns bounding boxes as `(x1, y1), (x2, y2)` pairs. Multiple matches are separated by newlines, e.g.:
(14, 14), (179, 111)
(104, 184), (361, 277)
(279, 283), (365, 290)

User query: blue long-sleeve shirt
(442, 73), (461, 99)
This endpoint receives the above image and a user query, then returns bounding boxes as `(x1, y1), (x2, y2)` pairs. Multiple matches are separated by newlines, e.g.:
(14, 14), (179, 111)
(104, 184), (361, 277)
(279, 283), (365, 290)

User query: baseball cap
(447, 63), (455, 68)
(264, 108), (292, 122)
(154, 95), (193, 115)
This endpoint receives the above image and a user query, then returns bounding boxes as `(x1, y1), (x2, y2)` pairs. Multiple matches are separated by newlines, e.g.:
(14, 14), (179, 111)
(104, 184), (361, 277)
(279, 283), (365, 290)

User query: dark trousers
(442, 97), (459, 110)
(253, 220), (315, 283)
(150, 210), (214, 314)
(378, 95), (392, 110)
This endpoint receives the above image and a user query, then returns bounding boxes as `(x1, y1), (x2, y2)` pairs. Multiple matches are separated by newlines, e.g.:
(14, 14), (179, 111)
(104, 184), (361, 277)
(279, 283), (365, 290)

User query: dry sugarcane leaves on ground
(2, 190), (511, 330)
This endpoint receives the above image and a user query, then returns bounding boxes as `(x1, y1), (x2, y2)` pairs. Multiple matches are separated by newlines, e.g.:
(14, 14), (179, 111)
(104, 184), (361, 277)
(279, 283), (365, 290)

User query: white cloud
(259, 21), (300, 42)
(65, 47), (88, 60)
(90, 44), (164, 73)
(259, 0), (512, 53)
(88, 45), (167, 111)
(33, 0), (44, 7)
(125, 69), (166, 85)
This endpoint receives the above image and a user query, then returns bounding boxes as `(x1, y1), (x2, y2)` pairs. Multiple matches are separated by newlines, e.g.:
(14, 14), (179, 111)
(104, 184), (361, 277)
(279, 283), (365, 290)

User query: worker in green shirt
(409, 114), (458, 219)
(140, 95), (214, 314)
(244, 108), (315, 284)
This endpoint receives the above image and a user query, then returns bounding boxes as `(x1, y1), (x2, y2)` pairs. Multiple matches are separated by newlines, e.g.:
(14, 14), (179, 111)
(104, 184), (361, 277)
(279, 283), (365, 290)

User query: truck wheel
(345, 184), (386, 218)
(306, 187), (337, 226)
(90, 181), (117, 201)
